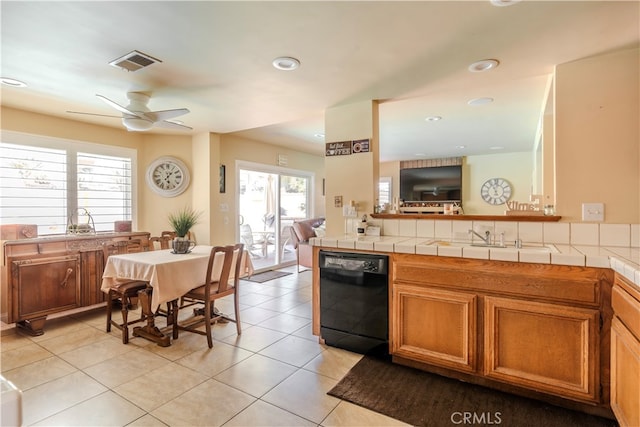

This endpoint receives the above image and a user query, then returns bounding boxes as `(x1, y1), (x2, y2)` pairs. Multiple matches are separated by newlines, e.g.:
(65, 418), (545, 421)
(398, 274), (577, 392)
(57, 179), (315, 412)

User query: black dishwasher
(319, 250), (389, 355)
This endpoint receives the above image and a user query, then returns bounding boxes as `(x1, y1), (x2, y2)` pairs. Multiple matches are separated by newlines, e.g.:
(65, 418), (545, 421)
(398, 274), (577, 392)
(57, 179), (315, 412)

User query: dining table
(101, 245), (254, 346)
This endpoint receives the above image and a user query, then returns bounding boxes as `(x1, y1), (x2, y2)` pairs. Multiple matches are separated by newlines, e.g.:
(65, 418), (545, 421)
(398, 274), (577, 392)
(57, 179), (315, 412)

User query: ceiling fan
(68, 92), (192, 132)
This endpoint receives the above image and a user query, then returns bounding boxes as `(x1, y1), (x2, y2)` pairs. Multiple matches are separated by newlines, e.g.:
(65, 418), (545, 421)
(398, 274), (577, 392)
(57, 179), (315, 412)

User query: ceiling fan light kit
(81, 91), (192, 132)
(122, 116), (153, 131)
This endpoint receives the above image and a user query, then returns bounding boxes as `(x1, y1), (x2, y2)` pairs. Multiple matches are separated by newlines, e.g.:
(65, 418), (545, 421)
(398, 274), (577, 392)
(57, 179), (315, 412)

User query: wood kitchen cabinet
(1, 232), (149, 335)
(390, 253), (613, 412)
(610, 274), (640, 427)
(484, 296), (599, 402)
(391, 283), (477, 373)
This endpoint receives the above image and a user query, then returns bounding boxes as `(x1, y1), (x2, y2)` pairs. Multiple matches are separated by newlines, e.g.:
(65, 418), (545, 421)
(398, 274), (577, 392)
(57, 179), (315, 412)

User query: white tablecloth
(101, 245), (254, 308)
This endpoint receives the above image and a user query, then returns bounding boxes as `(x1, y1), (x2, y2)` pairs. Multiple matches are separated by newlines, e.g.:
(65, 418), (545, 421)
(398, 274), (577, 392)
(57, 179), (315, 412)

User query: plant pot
(172, 237), (195, 254)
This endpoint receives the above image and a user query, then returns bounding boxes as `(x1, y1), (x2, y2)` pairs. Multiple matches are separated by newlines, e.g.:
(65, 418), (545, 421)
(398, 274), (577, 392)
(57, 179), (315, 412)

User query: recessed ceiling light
(1, 77), (27, 87)
(272, 57), (300, 71)
(415, 153), (427, 157)
(425, 116), (442, 121)
(468, 59), (499, 73)
(490, 146), (505, 150)
(314, 133), (325, 139)
(490, 0), (522, 7)
(468, 97), (494, 106)
(456, 145), (466, 149)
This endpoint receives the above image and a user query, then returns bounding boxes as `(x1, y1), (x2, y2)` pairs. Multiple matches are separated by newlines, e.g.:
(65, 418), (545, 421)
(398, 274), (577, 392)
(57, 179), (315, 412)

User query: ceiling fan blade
(145, 108), (190, 122)
(96, 94), (141, 117)
(155, 120), (193, 131)
(67, 111), (121, 118)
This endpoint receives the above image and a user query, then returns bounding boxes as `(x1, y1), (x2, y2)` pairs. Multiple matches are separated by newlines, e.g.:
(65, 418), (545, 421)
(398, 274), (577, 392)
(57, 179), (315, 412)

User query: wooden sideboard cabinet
(610, 274), (640, 427)
(391, 253), (613, 410)
(1, 232), (149, 335)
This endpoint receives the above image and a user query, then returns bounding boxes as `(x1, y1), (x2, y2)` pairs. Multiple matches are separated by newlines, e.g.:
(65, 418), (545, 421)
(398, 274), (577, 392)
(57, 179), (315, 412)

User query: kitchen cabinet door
(610, 317), (640, 427)
(391, 283), (478, 373)
(484, 296), (600, 403)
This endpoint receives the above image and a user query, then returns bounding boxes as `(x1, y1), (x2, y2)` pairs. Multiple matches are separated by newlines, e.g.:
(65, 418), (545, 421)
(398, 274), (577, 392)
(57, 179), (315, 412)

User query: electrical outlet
(582, 203), (604, 222)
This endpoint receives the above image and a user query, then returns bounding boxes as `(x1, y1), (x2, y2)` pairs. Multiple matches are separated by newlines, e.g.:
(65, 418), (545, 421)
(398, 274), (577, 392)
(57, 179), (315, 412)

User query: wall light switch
(582, 203), (604, 222)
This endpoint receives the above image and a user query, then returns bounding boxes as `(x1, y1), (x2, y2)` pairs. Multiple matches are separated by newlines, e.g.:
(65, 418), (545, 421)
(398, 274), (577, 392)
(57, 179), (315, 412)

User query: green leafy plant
(168, 206), (202, 238)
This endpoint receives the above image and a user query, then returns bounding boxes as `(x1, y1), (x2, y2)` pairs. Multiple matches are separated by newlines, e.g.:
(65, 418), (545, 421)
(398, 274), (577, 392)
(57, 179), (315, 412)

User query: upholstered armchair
(290, 217), (325, 272)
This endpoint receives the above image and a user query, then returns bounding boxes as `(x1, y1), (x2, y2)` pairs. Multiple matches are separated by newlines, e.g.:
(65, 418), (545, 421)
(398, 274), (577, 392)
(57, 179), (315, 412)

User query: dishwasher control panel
(319, 251), (387, 274)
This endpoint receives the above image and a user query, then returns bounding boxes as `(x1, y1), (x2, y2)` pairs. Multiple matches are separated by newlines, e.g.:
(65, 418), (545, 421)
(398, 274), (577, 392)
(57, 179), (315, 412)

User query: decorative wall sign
(325, 139), (371, 156)
(326, 141), (352, 156)
(352, 139), (370, 153)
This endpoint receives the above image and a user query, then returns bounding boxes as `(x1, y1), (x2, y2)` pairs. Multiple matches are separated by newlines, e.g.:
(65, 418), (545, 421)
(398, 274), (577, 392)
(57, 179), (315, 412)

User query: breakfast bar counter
(309, 231), (639, 423)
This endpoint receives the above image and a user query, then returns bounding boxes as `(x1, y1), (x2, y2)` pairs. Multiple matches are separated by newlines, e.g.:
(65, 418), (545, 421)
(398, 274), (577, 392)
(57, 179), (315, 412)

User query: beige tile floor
(1, 267), (409, 427)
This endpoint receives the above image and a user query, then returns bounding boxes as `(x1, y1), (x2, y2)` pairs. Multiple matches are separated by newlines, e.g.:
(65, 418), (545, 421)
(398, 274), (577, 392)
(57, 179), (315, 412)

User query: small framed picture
(219, 165), (226, 193)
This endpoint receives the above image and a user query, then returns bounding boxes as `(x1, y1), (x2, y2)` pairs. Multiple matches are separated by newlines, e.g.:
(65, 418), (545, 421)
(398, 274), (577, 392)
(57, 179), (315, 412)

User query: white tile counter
(311, 234), (640, 291)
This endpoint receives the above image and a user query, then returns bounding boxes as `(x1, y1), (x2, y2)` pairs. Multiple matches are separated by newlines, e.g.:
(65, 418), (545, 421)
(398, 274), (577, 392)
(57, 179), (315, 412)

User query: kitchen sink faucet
(469, 229), (491, 245)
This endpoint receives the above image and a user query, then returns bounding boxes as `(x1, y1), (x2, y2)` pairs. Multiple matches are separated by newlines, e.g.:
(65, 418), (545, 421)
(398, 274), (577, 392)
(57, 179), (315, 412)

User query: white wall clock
(145, 156), (190, 197)
(480, 177), (512, 205)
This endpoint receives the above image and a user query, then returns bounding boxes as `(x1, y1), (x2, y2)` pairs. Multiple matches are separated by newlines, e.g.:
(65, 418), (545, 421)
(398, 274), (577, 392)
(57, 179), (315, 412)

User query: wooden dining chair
(173, 243), (244, 348)
(103, 240), (149, 344)
(160, 230), (177, 240)
(149, 235), (171, 250)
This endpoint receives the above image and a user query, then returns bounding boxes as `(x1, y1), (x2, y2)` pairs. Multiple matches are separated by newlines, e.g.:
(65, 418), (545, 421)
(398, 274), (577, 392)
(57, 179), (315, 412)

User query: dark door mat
(328, 355), (617, 427)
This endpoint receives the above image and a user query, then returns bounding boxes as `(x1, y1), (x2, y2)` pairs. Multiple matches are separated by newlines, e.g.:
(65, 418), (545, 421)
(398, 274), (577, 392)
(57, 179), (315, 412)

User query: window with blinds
(1, 135), (136, 236)
(77, 152), (132, 232)
(0, 143), (68, 234)
(379, 177), (392, 206)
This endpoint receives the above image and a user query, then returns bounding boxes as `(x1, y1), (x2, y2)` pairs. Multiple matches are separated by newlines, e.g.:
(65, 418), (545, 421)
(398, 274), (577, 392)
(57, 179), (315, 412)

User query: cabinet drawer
(392, 254), (605, 306)
(11, 255), (81, 322)
(612, 280), (640, 341)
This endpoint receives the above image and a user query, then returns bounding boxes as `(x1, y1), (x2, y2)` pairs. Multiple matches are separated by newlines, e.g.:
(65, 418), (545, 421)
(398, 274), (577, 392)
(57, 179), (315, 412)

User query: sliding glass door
(238, 163), (312, 271)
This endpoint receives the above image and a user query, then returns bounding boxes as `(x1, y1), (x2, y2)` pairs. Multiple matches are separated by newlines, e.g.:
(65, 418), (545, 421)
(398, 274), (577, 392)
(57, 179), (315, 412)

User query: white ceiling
(1, 1), (638, 162)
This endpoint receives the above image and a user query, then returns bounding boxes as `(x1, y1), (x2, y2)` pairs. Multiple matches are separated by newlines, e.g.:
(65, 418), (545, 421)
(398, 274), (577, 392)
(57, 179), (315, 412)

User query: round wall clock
(145, 156), (190, 197)
(480, 177), (512, 205)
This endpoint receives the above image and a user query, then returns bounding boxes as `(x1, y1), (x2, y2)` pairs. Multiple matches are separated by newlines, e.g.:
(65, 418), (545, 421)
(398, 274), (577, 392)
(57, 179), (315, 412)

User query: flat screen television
(399, 165), (462, 203)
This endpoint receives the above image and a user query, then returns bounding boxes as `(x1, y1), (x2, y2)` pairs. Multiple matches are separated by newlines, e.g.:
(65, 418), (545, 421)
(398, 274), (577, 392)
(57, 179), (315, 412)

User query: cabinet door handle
(60, 268), (73, 288)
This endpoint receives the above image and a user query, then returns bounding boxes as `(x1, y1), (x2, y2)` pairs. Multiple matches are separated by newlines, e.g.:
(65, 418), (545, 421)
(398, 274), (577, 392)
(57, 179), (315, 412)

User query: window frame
(1, 130), (138, 235)
(379, 176), (392, 207)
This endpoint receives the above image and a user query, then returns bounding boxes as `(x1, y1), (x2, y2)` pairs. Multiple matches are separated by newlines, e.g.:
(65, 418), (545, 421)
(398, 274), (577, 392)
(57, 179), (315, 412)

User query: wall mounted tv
(399, 165), (462, 202)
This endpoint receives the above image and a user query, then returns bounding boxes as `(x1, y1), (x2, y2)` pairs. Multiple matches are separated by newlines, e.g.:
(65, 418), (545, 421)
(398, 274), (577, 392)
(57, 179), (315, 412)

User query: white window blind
(1, 134), (136, 236)
(379, 177), (392, 206)
(0, 143), (68, 234)
(77, 152), (132, 232)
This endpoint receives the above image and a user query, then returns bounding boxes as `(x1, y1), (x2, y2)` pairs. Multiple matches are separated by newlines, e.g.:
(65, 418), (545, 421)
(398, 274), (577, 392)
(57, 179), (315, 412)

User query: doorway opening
(237, 163), (313, 272)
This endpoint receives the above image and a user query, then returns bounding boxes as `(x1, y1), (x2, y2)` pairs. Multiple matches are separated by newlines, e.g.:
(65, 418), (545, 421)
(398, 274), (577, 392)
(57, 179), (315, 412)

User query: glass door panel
(238, 167), (310, 271)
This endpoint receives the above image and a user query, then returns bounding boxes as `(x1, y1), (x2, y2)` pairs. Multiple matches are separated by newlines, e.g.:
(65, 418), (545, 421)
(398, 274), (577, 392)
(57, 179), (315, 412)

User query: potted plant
(168, 207), (201, 252)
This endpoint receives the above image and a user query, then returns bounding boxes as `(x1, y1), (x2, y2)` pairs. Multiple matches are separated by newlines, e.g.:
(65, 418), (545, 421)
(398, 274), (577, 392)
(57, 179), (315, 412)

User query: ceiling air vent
(109, 50), (161, 72)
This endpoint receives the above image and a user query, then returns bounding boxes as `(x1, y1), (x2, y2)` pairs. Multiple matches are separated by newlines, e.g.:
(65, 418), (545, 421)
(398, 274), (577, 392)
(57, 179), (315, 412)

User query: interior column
(323, 100), (380, 236)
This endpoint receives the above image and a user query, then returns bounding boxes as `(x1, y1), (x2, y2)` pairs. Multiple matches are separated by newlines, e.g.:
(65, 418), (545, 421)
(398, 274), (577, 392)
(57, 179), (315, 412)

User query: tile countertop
(310, 235), (640, 291)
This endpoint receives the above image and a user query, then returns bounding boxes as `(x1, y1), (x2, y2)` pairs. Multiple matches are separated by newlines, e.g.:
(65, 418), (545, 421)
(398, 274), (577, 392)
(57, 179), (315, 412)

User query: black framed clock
(480, 177), (512, 205)
(145, 156), (190, 197)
